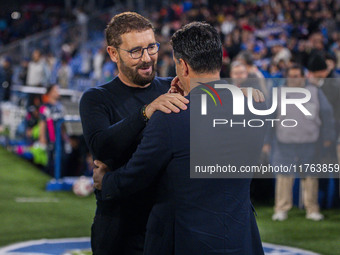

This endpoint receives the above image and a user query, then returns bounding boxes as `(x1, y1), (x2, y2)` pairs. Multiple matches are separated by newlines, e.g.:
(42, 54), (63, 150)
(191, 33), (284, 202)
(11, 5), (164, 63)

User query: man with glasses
(80, 12), (264, 255)
(80, 12), (189, 255)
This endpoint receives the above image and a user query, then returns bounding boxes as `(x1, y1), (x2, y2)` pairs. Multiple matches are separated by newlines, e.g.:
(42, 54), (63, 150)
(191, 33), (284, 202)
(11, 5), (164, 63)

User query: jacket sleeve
(101, 111), (172, 200)
(79, 88), (146, 161)
(318, 88), (336, 142)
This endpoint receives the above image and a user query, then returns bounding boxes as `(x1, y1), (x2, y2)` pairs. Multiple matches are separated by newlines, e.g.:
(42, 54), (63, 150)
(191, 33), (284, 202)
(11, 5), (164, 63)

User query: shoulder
(80, 79), (115, 104)
(147, 110), (176, 132)
(148, 110), (169, 127)
(81, 86), (101, 100)
(149, 107), (189, 130)
(80, 87), (102, 109)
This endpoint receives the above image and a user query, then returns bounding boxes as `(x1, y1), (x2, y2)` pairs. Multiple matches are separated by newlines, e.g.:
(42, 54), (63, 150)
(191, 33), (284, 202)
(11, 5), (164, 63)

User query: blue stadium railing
(46, 115), (82, 191)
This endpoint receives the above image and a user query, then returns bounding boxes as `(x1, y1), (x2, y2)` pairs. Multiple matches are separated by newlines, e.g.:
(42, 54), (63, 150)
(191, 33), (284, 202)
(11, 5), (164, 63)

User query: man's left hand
(168, 76), (185, 95)
(93, 160), (110, 190)
(241, 88), (265, 103)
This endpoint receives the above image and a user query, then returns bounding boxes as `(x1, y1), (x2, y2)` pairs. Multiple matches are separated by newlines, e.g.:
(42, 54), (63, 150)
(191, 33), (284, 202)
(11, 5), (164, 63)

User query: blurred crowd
(1, 0), (339, 90)
(151, 0), (340, 78)
(0, 1), (97, 46)
(4, 84), (93, 178)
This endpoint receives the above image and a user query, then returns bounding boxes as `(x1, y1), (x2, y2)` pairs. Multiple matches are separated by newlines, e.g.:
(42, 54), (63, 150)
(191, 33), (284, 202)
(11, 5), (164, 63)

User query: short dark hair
(105, 12), (154, 48)
(286, 63), (304, 76)
(170, 22), (222, 73)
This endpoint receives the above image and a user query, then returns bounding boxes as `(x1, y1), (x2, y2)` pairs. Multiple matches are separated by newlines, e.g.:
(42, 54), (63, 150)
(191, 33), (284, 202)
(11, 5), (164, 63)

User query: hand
(168, 76), (184, 95)
(145, 93), (189, 119)
(93, 160), (110, 190)
(240, 88), (265, 103)
(262, 144), (271, 154)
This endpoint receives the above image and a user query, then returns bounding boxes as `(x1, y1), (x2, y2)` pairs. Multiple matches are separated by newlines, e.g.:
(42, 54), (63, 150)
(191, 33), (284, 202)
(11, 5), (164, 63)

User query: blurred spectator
(221, 14), (235, 35)
(46, 52), (57, 77)
(325, 53), (340, 78)
(1, 57), (13, 101)
(159, 51), (176, 77)
(26, 49), (50, 87)
(57, 58), (72, 88)
(267, 62), (284, 79)
(39, 84), (66, 176)
(93, 48), (105, 81)
(18, 58), (29, 85)
(271, 43), (292, 68)
(309, 32), (326, 53)
(307, 53), (340, 164)
(265, 64), (335, 221)
(230, 61), (248, 85)
(102, 55), (116, 82)
(79, 49), (92, 77)
(262, 62), (285, 89)
(25, 95), (42, 143)
(224, 30), (241, 62)
(236, 51), (268, 96)
(330, 36), (340, 69)
(73, 8), (89, 47)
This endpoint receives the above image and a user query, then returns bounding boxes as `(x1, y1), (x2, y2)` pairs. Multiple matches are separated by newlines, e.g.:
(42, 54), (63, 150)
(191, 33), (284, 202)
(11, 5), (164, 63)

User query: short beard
(119, 55), (156, 86)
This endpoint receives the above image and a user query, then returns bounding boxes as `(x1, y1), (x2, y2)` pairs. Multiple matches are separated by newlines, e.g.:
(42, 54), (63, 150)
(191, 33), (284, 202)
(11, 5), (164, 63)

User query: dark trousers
(91, 214), (144, 255)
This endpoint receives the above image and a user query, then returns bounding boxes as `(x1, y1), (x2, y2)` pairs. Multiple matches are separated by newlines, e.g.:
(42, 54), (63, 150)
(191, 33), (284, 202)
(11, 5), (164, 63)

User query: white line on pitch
(15, 197), (60, 203)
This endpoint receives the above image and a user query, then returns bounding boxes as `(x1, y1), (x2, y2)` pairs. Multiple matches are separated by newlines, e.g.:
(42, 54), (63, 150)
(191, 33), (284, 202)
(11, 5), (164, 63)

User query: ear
(179, 59), (190, 77)
(107, 46), (118, 63)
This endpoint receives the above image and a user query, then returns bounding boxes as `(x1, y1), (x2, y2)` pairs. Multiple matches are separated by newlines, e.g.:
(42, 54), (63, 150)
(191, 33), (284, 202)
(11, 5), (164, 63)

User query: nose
(141, 49), (152, 62)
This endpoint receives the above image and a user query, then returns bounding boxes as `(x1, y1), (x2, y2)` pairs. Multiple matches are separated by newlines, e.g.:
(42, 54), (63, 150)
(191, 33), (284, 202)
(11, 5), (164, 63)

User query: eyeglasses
(117, 42), (160, 59)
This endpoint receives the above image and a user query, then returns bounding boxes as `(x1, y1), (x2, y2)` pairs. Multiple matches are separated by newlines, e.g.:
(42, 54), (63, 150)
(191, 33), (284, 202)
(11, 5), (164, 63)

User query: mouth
(138, 65), (153, 75)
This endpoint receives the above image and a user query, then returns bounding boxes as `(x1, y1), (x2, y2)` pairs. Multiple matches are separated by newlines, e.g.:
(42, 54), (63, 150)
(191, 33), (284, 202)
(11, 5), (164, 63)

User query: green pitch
(0, 147), (96, 247)
(70, 251), (92, 255)
(0, 147), (339, 255)
(256, 205), (340, 255)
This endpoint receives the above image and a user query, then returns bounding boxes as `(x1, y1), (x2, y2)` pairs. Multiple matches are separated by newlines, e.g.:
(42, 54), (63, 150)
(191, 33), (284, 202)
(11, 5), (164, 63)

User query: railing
(46, 115), (82, 191)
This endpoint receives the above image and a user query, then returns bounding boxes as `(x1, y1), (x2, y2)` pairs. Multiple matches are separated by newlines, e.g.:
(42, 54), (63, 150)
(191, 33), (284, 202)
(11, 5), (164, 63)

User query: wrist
(145, 104), (155, 119)
(141, 104), (149, 123)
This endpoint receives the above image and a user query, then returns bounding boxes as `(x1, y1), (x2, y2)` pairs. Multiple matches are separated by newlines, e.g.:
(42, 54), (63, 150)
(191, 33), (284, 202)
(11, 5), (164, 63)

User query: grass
(0, 147), (96, 247)
(0, 146), (339, 254)
(255, 205), (340, 255)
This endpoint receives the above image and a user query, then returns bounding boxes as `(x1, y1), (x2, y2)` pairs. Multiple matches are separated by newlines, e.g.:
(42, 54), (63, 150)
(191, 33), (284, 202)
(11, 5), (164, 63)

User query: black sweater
(79, 76), (171, 231)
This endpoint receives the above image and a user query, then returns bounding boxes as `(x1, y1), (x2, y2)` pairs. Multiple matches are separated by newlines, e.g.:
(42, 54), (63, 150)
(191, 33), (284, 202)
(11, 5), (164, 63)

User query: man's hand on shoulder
(145, 92), (189, 119)
(93, 160), (110, 190)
